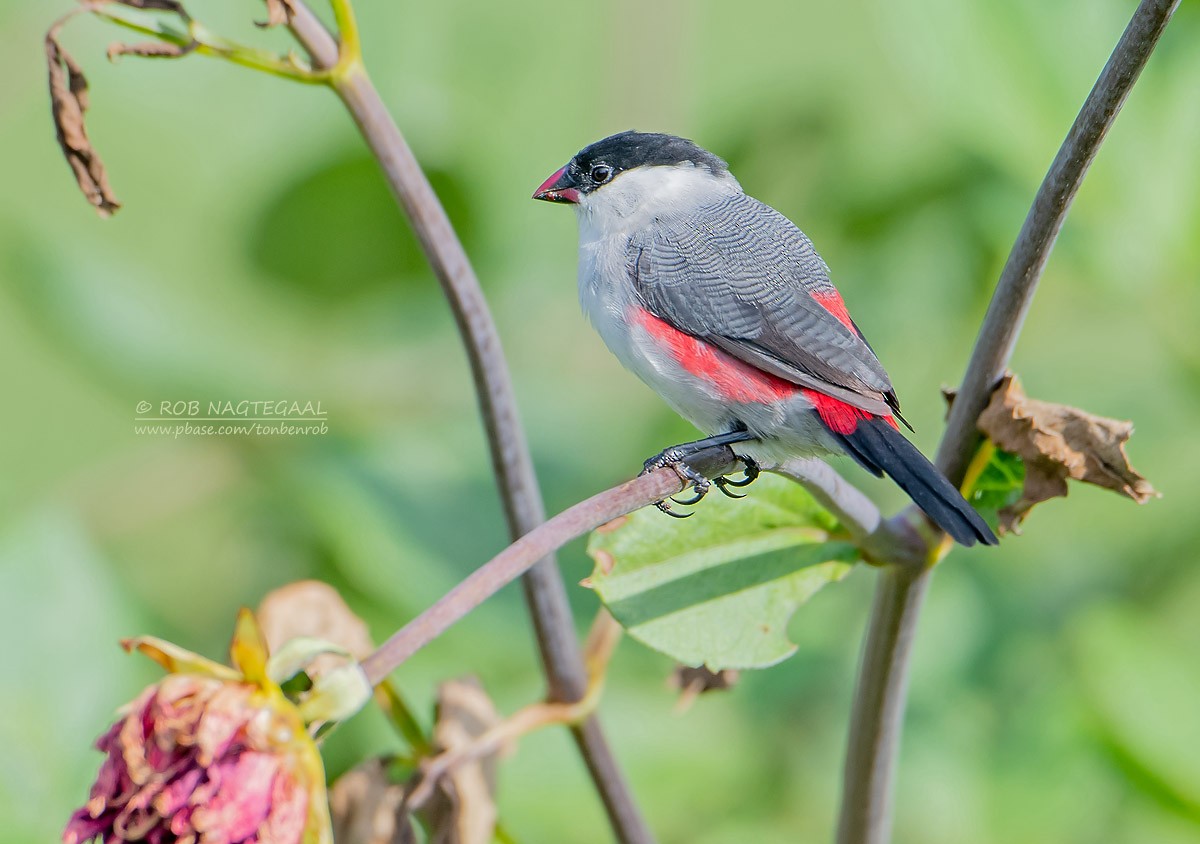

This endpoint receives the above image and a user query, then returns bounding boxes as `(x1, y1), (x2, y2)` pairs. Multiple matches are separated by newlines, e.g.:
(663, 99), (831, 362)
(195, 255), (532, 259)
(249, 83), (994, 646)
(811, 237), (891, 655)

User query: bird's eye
(590, 164), (613, 184)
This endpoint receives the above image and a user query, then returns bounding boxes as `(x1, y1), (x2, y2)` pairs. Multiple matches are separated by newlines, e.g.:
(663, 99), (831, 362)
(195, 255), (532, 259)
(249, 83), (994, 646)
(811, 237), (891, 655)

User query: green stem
(91, 4), (330, 84)
(327, 0), (361, 77)
(376, 679), (431, 755)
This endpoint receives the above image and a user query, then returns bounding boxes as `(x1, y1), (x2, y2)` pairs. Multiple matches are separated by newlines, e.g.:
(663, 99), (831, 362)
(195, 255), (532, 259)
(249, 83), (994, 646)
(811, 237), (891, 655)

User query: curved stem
(276, 6), (653, 839)
(838, 2), (1181, 842)
(934, 0), (1182, 487)
(359, 452), (736, 684)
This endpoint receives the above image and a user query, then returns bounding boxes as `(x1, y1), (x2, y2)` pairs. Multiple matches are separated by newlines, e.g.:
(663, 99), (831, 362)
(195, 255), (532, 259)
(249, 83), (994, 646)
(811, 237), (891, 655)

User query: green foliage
(968, 446), (1026, 532)
(248, 153), (475, 300)
(588, 475), (858, 669)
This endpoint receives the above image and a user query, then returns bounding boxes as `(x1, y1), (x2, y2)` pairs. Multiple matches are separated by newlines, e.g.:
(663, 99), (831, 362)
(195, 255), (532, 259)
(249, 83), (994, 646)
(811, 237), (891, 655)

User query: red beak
(532, 166), (581, 204)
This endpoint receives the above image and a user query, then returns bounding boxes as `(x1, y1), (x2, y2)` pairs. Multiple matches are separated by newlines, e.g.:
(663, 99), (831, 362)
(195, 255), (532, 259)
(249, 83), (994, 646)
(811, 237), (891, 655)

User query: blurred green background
(3, 0), (1199, 841)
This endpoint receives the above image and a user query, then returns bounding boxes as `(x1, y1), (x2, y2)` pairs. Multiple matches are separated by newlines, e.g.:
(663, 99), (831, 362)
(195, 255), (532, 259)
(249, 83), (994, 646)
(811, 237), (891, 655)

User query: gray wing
(628, 191), (900, 416)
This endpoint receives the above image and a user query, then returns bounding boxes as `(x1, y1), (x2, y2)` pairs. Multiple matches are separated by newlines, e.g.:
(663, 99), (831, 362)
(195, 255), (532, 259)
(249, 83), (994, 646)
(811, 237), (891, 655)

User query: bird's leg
(641, 428), (757, 517)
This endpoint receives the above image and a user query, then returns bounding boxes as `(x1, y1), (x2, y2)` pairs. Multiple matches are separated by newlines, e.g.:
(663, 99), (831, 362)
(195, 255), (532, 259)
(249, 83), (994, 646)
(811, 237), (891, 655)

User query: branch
(274, 9), (653, 838)
(405, 612), (624, 810)
(771, 459), (925, 568)
(358, 447), (738, 685)
(88, 2), (328, 83)
(933, 0), (1181, 488)
(837, 2), (1181, 843)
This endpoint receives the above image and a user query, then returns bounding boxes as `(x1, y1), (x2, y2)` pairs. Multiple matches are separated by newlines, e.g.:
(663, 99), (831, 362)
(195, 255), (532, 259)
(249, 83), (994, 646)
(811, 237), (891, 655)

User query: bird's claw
(713, 477), (746, 499)
(643, 448), (712, 515)
(714, 457), (759, 498)
(671, 475), (711, 506)
(655, 499), (693, 519)
(643, 450), (761, 516)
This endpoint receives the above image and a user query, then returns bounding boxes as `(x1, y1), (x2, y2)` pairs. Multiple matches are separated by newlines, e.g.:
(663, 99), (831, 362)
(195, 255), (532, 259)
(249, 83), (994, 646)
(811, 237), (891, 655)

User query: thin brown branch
(271, 5), (655, 840)
(406, 611), (624, 810)
(359, 447), (737, 685)
(407, 698), (586, 810)
(837, 2), (1182, 843)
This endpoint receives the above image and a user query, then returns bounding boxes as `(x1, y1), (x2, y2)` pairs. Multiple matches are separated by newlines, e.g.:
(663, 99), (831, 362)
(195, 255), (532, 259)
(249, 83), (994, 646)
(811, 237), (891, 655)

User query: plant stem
(277, 5), (654, 839)
(837, 565), (929, 844)
(326, 0), (359, 76)
(406, 612), (623, 810)
(89, 3), (328, 83)
(837, 2), (1181, 842)
(773, 458), (925, 568)
(359, 456), (729, 684)
(934, 0), (1182, 487)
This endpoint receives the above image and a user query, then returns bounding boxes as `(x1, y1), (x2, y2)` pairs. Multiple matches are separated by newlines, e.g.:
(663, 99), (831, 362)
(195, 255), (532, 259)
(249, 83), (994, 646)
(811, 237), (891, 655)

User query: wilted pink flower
(64, 610), (335, 844)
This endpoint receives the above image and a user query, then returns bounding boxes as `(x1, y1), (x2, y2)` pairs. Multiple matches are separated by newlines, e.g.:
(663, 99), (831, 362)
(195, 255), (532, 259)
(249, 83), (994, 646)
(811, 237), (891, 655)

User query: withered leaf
(46, 21), (120, 217)
(257, 0), (298, 28)
(670, 665), (740, 713)
(331, 678), (505, 844)
(115, 0), (189, 12)
(257, 580), (374, 678)
(107, 41), (195, 61)
(970, 373), (1158, 532)
(417, 678), (502, 844)
(330, 759), (417, 844)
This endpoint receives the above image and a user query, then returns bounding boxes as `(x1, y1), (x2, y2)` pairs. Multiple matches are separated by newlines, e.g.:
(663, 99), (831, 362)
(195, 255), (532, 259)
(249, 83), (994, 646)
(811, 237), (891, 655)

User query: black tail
(832, 418), (998, 547)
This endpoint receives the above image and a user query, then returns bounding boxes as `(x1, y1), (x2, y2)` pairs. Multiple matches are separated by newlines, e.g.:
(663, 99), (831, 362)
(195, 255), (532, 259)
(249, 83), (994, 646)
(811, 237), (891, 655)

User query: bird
(532, 131), (997, 547)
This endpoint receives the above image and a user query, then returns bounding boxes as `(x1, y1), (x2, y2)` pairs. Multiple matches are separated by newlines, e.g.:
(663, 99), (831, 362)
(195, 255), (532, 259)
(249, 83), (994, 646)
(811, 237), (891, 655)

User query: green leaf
(967, 446), (1025, 532)
(587, 474), (858, 669)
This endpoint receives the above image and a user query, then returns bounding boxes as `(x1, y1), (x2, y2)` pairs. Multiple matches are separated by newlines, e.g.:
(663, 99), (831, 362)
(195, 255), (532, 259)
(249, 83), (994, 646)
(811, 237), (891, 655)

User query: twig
(771, 459), (925, 568)
(836, 2), (1181, 843)
(87, 2), (329, 83)
(272, 5), (655, 840)
(359, 447), (737, 685)
(405, 611), (624, 809)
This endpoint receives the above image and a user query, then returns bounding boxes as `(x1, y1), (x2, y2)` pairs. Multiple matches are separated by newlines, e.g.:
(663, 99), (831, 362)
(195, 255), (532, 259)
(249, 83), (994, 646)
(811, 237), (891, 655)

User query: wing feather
(628, 192), (898, 415)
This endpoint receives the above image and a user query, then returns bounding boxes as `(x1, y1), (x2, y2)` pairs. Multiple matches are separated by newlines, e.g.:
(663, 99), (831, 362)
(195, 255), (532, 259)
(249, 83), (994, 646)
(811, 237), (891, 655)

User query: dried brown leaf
(329, 759), (417, 844)
(115, 0), (188, 12)
(46, 19), (120, 217)
(965, 373), (1158, 531)
(257, 580), (374, 678)
(107, 40), (194, 60)
(669, 665), (740, 713)
(257, 0), (298, 28)
(419, 678), (501, 844)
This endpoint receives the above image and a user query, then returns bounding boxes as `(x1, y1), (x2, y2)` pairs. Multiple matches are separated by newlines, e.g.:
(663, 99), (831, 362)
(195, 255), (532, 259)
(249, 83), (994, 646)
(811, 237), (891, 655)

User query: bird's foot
(642, 447), (760, 517)
(641, 447), (713, 519)
(714, 456), (760, 499)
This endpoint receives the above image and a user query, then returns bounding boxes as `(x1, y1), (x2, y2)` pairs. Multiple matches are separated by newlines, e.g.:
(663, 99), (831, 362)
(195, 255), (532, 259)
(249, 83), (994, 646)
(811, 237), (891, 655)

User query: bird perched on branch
(533, 131), (996, 547)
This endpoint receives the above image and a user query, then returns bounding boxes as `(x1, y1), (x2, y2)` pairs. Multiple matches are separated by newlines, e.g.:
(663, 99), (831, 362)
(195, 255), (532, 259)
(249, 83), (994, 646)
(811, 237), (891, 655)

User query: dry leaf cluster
(46, 17), (120, 217)
(951, 373), (1157, 533)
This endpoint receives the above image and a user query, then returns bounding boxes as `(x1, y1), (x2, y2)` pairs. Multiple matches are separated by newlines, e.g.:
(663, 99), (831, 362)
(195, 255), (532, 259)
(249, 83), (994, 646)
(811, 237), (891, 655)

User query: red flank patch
(634, 309), (797, 403)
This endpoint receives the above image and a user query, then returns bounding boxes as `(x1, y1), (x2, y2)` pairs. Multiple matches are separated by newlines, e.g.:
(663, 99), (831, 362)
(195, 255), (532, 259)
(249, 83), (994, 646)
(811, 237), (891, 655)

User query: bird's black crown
(567, 131), (728, 194)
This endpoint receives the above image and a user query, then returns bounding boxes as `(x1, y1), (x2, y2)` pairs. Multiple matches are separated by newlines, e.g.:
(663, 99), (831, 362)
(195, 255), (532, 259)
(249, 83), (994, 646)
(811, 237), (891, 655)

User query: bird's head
(533, 131), (736, 228)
